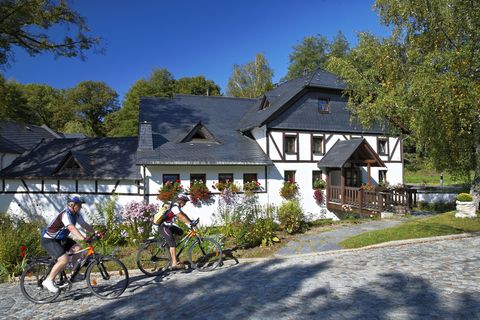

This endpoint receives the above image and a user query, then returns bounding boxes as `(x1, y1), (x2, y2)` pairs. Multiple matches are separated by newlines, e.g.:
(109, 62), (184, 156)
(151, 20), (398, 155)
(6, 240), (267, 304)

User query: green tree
(327, 0), (480, 207)
(22, 83), (69, 130)
(107, 68), (175, 137)
(285, 35), (330, 80)
(0, 0), (100, 66)
(65, 81), (119, 136)
(0, 75), (32, 122)
(174, 75), (221, 96)
(284, 32), (350, 80)
(227, 53), (273, 98)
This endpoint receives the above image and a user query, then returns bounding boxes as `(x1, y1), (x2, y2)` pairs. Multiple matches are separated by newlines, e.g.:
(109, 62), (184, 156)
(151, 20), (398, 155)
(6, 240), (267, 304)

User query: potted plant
(158, 180), (184, 202)
(280, 180), (299, 200)
(212, 180), (240, 193)
(243, 180), (262, 195)
(313, 178), (326, 205)
(455, 193), (477, 218)
(188, 180), (212, 206)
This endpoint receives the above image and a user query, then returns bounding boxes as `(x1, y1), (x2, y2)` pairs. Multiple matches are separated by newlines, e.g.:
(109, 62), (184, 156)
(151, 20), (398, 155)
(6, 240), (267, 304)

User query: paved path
(1, 236), (479, 319)
(276, 219), (405, 256)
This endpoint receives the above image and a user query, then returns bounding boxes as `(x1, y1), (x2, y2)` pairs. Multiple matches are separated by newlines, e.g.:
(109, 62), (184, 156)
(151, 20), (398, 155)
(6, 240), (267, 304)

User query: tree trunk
(471, 139), (480, 212)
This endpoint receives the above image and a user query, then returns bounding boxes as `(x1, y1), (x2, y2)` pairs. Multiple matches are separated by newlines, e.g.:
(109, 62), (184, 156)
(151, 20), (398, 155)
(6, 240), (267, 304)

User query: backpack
(153, 202), (174, 225)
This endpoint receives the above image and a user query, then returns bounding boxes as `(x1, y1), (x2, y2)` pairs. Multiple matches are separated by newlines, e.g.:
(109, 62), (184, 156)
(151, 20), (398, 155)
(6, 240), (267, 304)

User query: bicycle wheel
(85, 256), (129, 299)
(188, 237), (223, 272)
(20, 260), (60, 303)
(136, 240), (171, 276)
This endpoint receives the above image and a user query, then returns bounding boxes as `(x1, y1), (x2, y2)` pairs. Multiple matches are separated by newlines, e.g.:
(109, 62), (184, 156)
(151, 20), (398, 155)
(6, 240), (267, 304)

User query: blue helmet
(177, 194), (190, 203)
(68, 194), (85, 204)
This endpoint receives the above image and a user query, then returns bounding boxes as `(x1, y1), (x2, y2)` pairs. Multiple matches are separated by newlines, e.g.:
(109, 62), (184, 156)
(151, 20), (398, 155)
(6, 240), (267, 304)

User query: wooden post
(367, 162), (371, 185)
(378, 191), (384, 212)
(359, 188), (363, 213)
(325, 169), (330, 205)
(341, 167), (345, 204)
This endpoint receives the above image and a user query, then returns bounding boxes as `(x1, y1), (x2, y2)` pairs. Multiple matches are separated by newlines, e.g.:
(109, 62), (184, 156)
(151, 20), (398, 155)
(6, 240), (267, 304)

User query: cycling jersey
(162, 203), (183, 226)
(42, 207), (89, 240)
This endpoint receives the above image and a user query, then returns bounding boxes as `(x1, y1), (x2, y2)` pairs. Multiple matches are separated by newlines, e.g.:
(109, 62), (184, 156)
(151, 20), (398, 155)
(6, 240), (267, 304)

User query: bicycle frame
(172, 227), (201, 261)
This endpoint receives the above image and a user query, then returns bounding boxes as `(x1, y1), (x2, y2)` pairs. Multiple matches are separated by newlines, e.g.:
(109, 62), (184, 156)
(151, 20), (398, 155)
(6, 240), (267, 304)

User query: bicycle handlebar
(84, 228), (107, 244)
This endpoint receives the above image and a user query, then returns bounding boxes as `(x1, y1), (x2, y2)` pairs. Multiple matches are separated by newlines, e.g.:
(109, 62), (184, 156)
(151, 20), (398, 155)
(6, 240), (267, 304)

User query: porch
(318, 139), (411, 215)
(327, 185), (412, 215)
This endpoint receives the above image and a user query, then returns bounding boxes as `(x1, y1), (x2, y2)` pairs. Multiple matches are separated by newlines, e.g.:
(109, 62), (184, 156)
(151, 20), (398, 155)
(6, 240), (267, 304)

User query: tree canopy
(284, 31), (350, 80)
(0, 0), (100, 66)
(174, 76), (221, 96)
(327, 0), (480, 205)
(227, 53), (274, 98)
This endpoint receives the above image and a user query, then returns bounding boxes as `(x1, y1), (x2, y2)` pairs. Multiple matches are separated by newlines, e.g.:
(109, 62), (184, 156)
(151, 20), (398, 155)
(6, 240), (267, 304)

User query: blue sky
(3, 0), (389, 100)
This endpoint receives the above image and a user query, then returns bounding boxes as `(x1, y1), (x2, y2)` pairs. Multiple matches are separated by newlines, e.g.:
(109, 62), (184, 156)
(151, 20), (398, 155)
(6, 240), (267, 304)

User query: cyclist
(158, 193), (193, 270)
(40, 195), (95, 293)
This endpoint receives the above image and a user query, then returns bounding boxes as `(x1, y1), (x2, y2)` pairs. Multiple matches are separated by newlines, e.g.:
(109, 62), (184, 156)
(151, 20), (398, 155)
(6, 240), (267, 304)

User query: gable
(180, 122), (221, 144)
(267, 89), (385, 134)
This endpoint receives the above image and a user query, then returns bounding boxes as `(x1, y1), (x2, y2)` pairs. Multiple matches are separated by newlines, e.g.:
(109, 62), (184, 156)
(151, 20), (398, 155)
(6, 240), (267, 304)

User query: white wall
(0, 179), (142, 224)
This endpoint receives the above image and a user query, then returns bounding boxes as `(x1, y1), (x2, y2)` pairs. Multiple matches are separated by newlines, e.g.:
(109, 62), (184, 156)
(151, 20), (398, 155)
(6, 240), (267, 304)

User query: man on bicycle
(40, 195), (95, 293)
(158, 194), (193, 270)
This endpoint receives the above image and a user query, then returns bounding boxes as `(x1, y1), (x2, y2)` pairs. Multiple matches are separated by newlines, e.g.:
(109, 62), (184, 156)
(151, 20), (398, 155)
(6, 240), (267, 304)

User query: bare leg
(70, 244), (84, 269)
(170, 247), (178, 265)
(48, 254), (68, 280)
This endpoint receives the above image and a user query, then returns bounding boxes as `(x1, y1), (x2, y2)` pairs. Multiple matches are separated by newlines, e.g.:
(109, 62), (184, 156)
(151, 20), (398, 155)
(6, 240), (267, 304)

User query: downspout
(143, 165), (148, 204)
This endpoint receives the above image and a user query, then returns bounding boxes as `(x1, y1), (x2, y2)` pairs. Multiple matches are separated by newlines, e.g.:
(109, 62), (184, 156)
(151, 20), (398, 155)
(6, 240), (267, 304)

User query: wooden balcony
(327, 185), (412, 215)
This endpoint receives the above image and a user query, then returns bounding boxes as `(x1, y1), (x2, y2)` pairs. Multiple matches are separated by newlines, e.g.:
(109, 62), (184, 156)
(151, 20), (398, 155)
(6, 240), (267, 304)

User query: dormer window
(260, 96), (270, 110)
(318, 98), (330, 113)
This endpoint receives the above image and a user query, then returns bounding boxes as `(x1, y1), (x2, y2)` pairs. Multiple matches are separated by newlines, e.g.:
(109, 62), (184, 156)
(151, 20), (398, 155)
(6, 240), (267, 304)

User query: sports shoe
(169, 262), (186, 270)
(42, 278), (59, 293)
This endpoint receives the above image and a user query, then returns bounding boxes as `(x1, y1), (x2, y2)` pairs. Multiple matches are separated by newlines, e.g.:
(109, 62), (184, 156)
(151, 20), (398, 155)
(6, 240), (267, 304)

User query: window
(378, 138), (388, 156)
(312, 137), (324, 155)
(163, 174), (180, 185)
(190, 173), (206, 186)
(218, 173), (233, 183)
(379, 170), (387, 184)
(243, 173), (257, 184)
(284, 170), (296, 182)
(312, 170), (323, 188)
(284, 135), (297, 154)
(318, 98), (330, 113)
(345, 168), (360, 187)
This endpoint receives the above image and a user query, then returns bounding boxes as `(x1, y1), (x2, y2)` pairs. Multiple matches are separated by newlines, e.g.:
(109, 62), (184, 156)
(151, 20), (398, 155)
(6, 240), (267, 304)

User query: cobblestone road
(1, 236), (479, 320)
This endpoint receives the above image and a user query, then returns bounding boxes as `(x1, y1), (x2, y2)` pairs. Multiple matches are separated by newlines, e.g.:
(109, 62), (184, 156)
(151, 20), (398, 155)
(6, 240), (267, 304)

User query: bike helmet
(177, 194), (190, 203)
(68, 194), (85, 204)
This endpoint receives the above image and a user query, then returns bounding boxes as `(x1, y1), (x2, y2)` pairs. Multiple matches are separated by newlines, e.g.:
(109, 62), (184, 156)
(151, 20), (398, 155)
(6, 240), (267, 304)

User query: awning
(317, 138), (386, 169)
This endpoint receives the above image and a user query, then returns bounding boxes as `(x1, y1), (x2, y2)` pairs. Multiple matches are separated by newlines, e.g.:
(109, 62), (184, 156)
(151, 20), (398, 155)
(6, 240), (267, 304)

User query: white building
(0, 70), (403, 224)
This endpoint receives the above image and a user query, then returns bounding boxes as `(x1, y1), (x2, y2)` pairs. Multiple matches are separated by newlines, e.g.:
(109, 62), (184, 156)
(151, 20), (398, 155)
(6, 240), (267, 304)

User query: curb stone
(235, 232), (480, 263)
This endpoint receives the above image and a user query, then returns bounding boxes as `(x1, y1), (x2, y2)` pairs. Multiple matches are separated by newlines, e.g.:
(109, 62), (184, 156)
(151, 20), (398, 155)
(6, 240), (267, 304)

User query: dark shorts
(41, 237), (77, 260)
(158, 224), (183, 247)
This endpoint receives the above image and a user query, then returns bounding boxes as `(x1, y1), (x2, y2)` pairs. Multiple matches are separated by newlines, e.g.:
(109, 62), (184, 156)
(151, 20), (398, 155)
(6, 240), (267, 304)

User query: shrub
(416, 200), (455, 213)
(187, 180), (212, 206)
(456, 193), (473, 202)
(280, 181), (299, 200)
(313, 178), (326, 190)
(120, 201), (158, 245)
(277, 200), (305, 234)
(244, 217), (279, 247)
(0, 214), (44, 282)
(93, 195), (125, 247)
(158, 180), (184, 202)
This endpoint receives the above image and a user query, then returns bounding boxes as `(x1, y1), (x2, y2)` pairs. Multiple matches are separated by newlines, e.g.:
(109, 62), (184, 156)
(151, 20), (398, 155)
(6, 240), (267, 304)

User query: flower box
(455, 201), (477, 218)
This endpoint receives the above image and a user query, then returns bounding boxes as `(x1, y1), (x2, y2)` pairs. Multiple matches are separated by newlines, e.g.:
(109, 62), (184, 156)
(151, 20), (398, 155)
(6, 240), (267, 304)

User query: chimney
(138, 121), (153, 151)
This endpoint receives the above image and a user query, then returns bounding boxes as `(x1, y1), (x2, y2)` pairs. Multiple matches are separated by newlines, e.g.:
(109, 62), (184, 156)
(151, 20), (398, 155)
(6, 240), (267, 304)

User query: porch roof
(317, 138), (386, 169)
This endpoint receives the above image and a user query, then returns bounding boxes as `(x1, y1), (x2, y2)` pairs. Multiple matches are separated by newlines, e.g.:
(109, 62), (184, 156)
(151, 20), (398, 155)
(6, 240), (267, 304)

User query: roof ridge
(174, 94), (258, 101)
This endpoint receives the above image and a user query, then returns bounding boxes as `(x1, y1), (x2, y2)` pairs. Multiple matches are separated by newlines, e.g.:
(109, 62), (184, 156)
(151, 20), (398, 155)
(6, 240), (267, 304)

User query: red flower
(20, 245), (27, 258)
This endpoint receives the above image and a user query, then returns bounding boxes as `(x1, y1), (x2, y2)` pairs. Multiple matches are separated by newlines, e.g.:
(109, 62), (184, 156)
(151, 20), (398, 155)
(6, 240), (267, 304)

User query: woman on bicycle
(40, 195), (95, 293)
(158, 193), (193, 270)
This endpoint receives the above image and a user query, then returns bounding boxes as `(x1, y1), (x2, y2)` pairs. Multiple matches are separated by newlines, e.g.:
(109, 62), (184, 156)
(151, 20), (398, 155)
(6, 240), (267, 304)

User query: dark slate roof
(0, 137), (141, 180)
(267, 91), (385, 133)
(137, 95), (273, 165)
(0, 121), (61, 154)
(239, 69), (347, 131)
(317, 139), (385, 168)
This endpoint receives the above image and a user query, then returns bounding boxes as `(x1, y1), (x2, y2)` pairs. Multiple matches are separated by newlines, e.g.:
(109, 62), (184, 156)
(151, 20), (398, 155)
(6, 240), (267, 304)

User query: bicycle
(20, 231), (129, 304)
(136, 218), (222, 276)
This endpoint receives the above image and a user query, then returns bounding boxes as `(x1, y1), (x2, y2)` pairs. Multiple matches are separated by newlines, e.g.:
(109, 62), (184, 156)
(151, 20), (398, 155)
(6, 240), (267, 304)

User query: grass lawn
(340, 211), (480, 249)
(404, 169), (470, 186)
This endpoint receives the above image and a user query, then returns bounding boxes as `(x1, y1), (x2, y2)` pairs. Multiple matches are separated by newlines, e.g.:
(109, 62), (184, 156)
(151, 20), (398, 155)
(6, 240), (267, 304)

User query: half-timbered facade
(0, 69), (403, 223)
